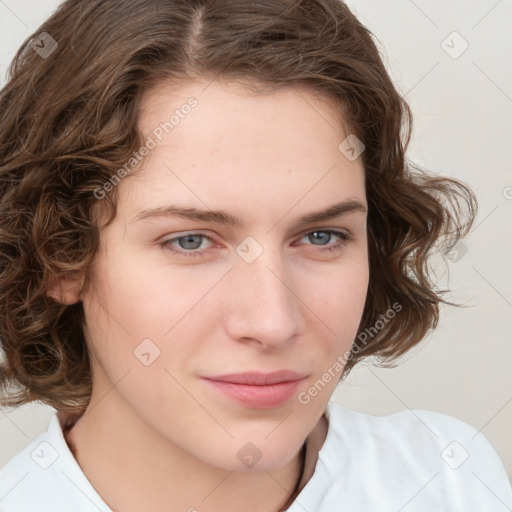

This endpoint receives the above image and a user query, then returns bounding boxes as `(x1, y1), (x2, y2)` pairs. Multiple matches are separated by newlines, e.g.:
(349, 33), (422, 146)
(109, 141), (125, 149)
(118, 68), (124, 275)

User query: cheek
(299, 265), (369, 396)
(82, 258), (221, 377)
(308, 262), (369, 334)
(88, 246), (210, 333)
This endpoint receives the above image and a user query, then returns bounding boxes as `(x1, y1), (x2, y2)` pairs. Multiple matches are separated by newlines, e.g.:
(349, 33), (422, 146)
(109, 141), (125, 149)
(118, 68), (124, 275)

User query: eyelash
(157, 229), (351, 258)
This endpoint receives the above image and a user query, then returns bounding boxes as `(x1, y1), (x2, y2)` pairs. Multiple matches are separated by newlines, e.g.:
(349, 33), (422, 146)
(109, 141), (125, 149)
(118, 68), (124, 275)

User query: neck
(279, 411), (328, 510)
(62, 394), (327, 512)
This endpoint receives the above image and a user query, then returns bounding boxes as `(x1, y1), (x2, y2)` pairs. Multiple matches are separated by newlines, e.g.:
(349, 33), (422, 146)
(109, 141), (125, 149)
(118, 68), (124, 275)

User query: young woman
(0, 1), (510, 511)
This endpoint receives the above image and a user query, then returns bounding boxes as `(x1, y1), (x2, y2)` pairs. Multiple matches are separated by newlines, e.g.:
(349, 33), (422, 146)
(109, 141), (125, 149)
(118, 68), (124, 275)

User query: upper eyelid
(164, 227), (350, 245)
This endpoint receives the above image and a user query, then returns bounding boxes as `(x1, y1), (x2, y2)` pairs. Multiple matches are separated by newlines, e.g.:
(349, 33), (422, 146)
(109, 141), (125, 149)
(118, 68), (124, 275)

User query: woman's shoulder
(328, 400), (493, 443)
(325, 401), (506, 469)
(313, 401), (512, 510)
(0, 418), (52, 485)
(0, 412), (110, 512)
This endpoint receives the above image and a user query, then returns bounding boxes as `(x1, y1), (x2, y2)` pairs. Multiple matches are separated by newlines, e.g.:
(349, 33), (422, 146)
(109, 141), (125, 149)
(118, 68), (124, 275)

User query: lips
(201, 370), (307, 408)
(202, 370), (307, 386)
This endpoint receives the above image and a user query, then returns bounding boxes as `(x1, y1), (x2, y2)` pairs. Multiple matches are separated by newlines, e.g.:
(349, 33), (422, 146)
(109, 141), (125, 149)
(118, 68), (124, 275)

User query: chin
(195, 437), (301, 474)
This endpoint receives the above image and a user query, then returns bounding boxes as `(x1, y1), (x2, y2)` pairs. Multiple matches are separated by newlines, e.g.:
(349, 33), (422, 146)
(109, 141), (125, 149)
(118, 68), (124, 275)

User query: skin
(49, 79), (369, 512)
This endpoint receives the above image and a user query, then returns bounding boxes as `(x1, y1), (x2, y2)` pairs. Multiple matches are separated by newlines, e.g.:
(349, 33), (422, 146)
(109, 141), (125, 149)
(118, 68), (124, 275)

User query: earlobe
(46, 274), (85, 304)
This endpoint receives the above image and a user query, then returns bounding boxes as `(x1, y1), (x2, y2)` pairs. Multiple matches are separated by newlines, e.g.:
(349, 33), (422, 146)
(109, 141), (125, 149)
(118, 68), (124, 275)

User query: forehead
(119, 79), (366, 223)
(138, 79), (352, 146)
(139, 78), (350, 128)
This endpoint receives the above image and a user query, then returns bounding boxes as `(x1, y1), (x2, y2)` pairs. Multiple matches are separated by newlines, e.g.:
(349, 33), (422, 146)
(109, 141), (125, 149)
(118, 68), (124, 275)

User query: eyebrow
(131, 199), (367, 226)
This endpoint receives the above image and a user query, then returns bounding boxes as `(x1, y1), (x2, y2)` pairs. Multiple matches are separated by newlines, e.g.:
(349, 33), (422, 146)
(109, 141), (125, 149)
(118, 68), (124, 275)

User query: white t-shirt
(0, 401), (511, 511)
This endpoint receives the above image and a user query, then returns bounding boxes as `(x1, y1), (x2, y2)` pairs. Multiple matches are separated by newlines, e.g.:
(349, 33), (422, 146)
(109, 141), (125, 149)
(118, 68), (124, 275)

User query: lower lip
(202, 378), (305, 408)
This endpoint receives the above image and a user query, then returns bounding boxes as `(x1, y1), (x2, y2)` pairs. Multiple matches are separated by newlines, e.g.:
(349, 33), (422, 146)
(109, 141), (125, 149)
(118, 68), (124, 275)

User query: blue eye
(158, 233), (211, 258)
(300, 230), (349, 249)
(294, 229), (350, 254)
(158, 229), (350, 258)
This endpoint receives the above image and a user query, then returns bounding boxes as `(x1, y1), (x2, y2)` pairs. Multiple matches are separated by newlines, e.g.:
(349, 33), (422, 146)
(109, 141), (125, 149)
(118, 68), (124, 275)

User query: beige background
(1, 0), (511, 484)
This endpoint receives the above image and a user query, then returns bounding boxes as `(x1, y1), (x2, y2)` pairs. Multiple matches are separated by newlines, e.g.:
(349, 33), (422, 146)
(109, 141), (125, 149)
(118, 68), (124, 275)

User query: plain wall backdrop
(0, 0), (511, 484)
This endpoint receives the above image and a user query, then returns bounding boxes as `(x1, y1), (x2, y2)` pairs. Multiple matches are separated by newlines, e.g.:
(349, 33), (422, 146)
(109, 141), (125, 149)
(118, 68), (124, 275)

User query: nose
(223, 245), (303, 350)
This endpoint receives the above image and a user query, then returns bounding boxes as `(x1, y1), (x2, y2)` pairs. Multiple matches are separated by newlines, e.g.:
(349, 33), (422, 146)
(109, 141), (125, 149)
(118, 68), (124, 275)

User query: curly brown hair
(0, 0), (476, 415)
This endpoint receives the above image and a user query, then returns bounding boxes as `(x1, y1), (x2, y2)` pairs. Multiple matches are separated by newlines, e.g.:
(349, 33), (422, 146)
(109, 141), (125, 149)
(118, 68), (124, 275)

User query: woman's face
(82, 80), (369, 472)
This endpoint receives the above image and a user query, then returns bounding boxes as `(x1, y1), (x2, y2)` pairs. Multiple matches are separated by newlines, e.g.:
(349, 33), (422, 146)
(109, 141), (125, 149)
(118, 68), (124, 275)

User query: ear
(46, 274), (84, 305)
